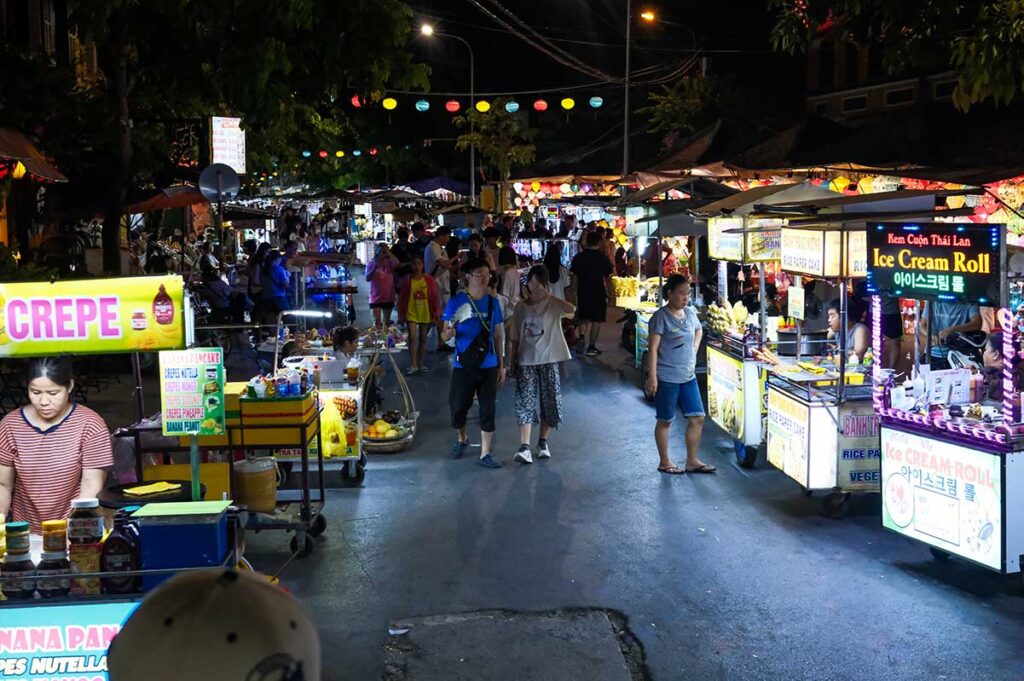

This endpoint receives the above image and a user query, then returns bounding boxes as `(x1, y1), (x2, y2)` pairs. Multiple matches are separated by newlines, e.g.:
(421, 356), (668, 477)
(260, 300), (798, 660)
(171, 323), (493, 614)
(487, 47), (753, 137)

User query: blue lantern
(353, 150), (362, 157)
(589, 96), (604, 109)
(301, 150), (312, 158)
(505, 100), (520, 113)
(415, 99), (430, 112)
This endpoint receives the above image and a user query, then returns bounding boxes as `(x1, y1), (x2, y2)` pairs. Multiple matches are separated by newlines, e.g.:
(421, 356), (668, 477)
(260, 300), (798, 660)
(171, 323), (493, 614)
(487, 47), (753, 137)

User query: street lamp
(420, 24), (476, 207)
(640, 10), (656, 22)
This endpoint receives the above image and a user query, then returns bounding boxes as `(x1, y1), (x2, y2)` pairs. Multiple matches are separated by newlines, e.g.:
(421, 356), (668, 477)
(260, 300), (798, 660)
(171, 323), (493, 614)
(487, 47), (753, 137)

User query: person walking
(645, 275), (714, 475)
(366, 243), (398, 328)
(570, 230), (614, 356)
(508, 265), (575, 464)
(543, 241), (571, 301)
(397, 254), (442, 374)
(441, 258), (506, 469)
(425, 226), (454, 352)
(496, 246), (521, 302)
(466, 233), (497, 272)
(262, 249), (292, 317)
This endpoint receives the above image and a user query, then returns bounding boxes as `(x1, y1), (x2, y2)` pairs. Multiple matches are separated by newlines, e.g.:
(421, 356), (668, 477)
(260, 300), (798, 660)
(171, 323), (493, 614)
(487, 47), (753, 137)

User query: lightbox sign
(881, 427), (1002, 570)
(781, 228), (867, 278)
(708, 217), (780, 263)
(866, 223), (1001, 304)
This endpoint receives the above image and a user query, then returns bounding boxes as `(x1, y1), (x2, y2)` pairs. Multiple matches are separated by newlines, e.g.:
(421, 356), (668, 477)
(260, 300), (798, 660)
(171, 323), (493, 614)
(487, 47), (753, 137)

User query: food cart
(696, 182), (837, 467)
(869, 220), (1024, 580)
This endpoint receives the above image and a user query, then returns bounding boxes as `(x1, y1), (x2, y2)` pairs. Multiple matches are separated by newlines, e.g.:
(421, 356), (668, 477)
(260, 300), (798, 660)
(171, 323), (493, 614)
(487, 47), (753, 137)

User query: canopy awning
(0, 128), (67, 183)
(123, 184), (207, 214)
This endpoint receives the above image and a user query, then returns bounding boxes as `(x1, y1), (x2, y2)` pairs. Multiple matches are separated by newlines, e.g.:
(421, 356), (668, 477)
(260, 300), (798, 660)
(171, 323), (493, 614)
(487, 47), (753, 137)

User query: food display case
(869, 221), (1024, 579)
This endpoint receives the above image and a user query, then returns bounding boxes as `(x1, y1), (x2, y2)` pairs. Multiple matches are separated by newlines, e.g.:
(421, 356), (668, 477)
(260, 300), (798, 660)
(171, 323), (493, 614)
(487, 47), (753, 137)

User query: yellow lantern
(382, 97), (398, 110)
(531, 181), (541, 192)
(617, 233), (628, 246)
(857, 176), (875, 194)
(829, 176), (851, 192)
(12, 162), (26, 180)
(475, 100), (491, 113)
(946, 195), (966, 210)
(560, 97), (576, 110)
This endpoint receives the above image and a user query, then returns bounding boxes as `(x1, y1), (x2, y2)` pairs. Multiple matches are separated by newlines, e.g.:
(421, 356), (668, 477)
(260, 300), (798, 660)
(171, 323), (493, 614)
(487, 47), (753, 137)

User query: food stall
(869, 221), (1024, 579)
(696, 182), (837, 466)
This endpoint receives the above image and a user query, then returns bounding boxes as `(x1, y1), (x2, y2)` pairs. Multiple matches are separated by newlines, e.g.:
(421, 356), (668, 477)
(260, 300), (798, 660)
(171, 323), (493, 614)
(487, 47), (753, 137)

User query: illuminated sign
(866, 223), (1001, 304)
(210, 116), (246, 174)
(767, 387), (809, 485)
(708, 217), (780, 263)
(160, 348), (225, 436)
(781, 228), (867, 278)
(708, 217), (743, 261)
(0, 601), (139, 680)
(881, 427), (1002, 570)
(0, 276), (185, 356)
(788, 285), (804, 320)
(707, 345), (745, 440)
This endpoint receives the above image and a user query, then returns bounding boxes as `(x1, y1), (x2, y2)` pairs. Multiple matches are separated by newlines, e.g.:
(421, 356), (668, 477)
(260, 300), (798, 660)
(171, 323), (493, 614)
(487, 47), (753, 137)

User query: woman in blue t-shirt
(645, 275), (715, 475)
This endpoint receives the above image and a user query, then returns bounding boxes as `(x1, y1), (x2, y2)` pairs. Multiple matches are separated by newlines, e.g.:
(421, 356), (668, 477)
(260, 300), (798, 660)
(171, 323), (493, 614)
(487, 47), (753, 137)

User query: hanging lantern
(946, 195), (966, 210)
(570, 184), (579, 193)
(513, 181), (524, 193)
(351, 95), (363, 108)
(475, 100), (491, 113)
(445, 100), (461, 112)
(589, 96), (604, 109)
(301, 150), (312, 158)
(533, 99), (548, 112)
(531, 181), (541, 192)
(560, 97), (575, 110)
(527, 191), (536, 199)
(536, 191), (546, 200)
(505, 100), (520, 113)
(369, 148), (378, 156)
(382, 97), (398, 110)
(11, 162), (26, 180)
(415, 99), (430, 112)
(335, 150), (344, 158)
(318, 150), (328, 158)
(514, 196), (524, 207)
(559, 183), (571, 194)
(353, 150), (362, 157)
(857, 176), (875, 194)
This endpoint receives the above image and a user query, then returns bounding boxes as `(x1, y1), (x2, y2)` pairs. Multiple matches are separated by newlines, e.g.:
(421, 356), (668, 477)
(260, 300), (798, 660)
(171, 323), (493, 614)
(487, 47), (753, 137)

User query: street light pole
(622, 0), (632, 179)
(422, 25), (476, 206)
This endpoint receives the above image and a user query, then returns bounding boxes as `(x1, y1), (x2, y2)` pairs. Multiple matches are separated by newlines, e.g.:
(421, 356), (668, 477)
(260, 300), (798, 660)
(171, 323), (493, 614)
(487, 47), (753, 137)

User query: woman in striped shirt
(0, 357), (112, 533)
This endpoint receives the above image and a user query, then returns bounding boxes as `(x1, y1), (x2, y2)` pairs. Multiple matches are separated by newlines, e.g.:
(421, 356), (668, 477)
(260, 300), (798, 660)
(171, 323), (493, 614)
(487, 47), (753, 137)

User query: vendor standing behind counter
(0, 357), (112, 533)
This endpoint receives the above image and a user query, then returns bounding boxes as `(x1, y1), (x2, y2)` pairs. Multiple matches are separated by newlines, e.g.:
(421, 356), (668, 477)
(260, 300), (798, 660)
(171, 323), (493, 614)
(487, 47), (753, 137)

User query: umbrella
(123, 184), (206, 214)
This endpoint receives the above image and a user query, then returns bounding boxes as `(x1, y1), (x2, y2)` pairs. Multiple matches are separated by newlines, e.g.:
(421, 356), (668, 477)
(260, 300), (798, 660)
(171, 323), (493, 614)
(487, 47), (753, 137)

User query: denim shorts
(654, 378), (705, 422)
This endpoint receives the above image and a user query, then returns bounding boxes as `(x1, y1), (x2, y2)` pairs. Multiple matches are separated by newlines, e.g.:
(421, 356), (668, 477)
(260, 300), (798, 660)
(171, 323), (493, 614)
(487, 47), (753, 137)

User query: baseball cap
(108, 569), (321, 680)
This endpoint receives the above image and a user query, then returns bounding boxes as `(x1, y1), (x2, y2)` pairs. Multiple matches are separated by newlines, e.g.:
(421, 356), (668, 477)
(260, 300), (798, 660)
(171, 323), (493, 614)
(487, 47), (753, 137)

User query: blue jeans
(654, 378), (704, 422)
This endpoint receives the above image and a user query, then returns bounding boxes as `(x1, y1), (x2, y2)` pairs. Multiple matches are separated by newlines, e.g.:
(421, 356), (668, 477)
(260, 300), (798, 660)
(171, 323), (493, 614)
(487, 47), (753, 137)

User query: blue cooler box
(131, 501), (231, 591)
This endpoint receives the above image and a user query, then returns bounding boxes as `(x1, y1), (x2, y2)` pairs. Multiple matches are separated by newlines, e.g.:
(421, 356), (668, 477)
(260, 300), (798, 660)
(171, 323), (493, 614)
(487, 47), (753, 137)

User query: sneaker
(478, 453), (502, 468)
(514, 446), (534, 465)
(450, 439), (469, 459)
(537, 440), (551, 459)
(586, 346), (601, 357)
(405, 366), (419, 376)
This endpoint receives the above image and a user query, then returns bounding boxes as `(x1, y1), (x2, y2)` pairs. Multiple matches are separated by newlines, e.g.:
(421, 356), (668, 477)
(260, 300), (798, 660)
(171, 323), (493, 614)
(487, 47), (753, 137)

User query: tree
(453, 98), (536, 211)
(639, 76), (735, 149)
(766, 0), (1024, 110)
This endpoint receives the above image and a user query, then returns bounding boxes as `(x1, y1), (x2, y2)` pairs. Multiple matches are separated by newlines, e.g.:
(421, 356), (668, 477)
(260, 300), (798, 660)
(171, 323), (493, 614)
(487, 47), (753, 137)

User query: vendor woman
(827, 299), (869, 361)
(0, 357), (112, 533)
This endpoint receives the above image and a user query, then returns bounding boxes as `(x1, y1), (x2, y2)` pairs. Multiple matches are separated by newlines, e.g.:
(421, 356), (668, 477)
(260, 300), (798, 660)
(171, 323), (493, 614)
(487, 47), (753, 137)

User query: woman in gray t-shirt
(645, 275), (715, 475)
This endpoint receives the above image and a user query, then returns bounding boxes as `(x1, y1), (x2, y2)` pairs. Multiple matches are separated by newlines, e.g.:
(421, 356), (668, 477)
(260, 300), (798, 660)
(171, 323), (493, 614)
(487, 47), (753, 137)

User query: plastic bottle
(101, 510), (141, 594)
(153, 284), (175, 325)
(287, 369), (302, 396)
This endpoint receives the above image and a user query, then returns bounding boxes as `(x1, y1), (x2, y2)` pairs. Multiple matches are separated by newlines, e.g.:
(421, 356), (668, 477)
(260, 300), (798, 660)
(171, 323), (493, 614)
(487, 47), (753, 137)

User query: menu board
(866, 223), (1001, 304)
(881, 427), (1002, 570)
(767, 387), (810, 485)
(788, 285), (805, 320)
(706, 345), (744, 440)
(708, 217), (743, 261)
(210, 116), (246, 174)
(781, 228), (867, 278)
(708, 217), (780, 263)
(836, 403), (880, 492)
(0, 275), (184, 357)
(160, 348), (225, 436)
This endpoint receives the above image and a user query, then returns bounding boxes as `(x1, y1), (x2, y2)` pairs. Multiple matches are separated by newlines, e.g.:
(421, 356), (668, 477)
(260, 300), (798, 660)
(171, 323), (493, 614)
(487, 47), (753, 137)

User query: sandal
(686, 463), (717, 474)
(657, 465), (686, 475)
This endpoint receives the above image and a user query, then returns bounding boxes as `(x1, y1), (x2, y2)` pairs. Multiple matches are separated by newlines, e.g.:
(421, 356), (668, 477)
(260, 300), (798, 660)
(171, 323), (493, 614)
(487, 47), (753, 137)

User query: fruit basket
(360, 344), (418, 454)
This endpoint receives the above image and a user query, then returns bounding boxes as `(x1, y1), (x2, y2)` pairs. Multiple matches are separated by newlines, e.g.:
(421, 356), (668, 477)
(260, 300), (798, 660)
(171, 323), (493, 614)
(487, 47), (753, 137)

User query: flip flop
(658, 465), (686, 475)
(686, 464), (717, 474)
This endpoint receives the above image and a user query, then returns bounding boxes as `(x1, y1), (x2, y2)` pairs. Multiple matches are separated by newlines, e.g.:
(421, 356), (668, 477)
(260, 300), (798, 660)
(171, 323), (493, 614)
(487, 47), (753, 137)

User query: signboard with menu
(866, 223), (1002, 304)
(159, 348), (225, 436)
(707, 345), (745, 440)
(881, 427), (1003, 570)
(210, 116), (246, 174)
(781, 228), (867, 278)
(767, 387), (810, 485)
(0, 275), (184, 357)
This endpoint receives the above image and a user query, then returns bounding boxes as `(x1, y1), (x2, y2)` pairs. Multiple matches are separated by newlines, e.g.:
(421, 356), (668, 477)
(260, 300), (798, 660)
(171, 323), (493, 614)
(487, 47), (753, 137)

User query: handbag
(456, 295), (494, 370)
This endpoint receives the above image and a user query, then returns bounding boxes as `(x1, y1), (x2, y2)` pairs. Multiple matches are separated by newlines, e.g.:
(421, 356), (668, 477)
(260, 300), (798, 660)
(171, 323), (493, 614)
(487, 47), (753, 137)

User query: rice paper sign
(788, 284), (805, 321)
(767, 387), (810, 486)
(159, 348), (225, 436)
(706, 345), (744, 440)
(781, 228), (867, 277)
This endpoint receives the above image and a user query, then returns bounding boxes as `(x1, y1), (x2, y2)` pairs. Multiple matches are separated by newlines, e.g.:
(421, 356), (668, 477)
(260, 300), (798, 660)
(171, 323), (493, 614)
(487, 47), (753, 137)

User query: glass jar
(69, 498), (103, 544)
(5, 521), (30, 555)
(42, 519), (68, 553)
(36, 552), (70, 598)
(1, 552), (36, 599)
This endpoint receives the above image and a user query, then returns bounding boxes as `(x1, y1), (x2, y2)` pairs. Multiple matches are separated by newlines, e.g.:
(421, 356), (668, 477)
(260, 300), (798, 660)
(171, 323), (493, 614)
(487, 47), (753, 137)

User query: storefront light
(12, 162), (26, 180)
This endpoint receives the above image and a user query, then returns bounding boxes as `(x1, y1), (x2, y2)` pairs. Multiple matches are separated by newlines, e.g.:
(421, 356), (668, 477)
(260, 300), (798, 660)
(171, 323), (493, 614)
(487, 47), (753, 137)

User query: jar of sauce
(36, 552), (70, 598)
(131, 310), (148, 330)
(1, 552), (36, 599)
(68, 498), (104, 544)
(5, 521), (30, 555)
(42, 519), (68, 553)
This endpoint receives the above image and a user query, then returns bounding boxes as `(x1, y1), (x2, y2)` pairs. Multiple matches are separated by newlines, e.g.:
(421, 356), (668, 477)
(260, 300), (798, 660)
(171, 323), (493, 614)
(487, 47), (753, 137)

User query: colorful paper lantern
(301, 150), (312, 158)
(829, 176), (851, 192)
(514, 197), (523, 207)
(318, 150), (328, 158)
(527, 191), (536, 199)
(560, 183), (571, 194)
(536, 192), (546, 200)
(335, 150), (344, 158)
(353, 150), (362, 157)
(505, 100), (520, 113)
(369, 148), (378, 156)
(531, 181), (541, 192)
(415, 99), (430, 112)
(560, 97), (575, 110)
(445, 100), (461, 112)
(382, 97), (398, 110)
(513, 182), (524, 193)
(589, 97), (604, 109)
(533, 99), (548, 112)
(351, 95), (363, 108)
(475, 100), (491, 113)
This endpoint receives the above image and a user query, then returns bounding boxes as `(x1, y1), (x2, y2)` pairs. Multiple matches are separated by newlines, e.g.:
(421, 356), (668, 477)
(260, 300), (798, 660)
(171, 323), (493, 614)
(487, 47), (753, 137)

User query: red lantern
(369, 147), (378, 156)
(318, 150), (328, 158)
(533, 99), (548, 112)
(351, 95), (363, 108)
(445, 100), (461, 113)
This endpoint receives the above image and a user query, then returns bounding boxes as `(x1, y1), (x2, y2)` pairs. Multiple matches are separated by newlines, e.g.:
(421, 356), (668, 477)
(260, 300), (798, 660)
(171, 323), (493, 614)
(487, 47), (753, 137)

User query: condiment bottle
(42, 519), (68, 553)
(5, 521), (30, 556)
(68, 499), (103, 597)
(1, 552), (35, 599)
(100, 510), (141, 594)
(153, 284), (175, 325)
(36, 551), (70, 598)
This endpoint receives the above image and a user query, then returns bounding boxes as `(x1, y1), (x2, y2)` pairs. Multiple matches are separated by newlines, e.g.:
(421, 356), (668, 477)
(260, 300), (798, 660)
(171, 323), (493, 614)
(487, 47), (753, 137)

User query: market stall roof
(401, 177), (470, 195)
(750, 188), (982, 216)
(222, 204), (276, 221)
(609, 177), (736, 208)
(436, 203), (487, 215)
(507, 174), (621, 185)
(633, 205), (706, 237)
(692, 182), (836, 217)
(123, 184), (207, 214)
(0, 128), (68, 183)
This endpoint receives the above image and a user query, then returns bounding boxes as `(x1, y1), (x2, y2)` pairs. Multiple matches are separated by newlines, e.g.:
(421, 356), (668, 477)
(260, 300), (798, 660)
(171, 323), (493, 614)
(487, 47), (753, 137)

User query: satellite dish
(198, 163), (240, 203)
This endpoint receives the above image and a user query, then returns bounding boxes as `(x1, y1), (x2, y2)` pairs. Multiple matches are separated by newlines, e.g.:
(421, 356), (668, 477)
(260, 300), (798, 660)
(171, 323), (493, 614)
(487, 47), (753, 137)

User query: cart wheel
(340, 462), (366, 486)
(929, 546), (951, 562)
(309, 514), (327, 538)
(290, 532), (314, 558)
(734, 441), (757, 468)
(823, 492), (850, 519)
(359, 452), (368, 467)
